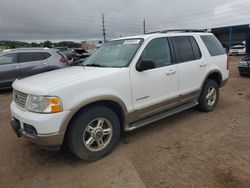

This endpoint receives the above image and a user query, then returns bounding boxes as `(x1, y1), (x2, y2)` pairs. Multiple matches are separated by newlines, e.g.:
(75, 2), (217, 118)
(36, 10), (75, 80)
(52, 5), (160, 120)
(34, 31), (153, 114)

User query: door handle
(12, 66), (19, 69)
(42, 62), (48, 66)
(200, 62), (207, 67)
(166, 69), (176, 75)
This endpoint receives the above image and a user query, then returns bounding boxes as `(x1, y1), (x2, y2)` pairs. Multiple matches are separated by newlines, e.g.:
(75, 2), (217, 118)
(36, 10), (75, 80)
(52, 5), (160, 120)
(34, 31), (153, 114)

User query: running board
(126, 101), (198, 131)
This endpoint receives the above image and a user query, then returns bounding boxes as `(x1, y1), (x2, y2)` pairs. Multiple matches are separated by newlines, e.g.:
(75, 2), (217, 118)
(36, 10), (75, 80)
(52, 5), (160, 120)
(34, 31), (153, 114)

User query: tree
(43, 40), (52, 48)
(30, 42), (40, 47)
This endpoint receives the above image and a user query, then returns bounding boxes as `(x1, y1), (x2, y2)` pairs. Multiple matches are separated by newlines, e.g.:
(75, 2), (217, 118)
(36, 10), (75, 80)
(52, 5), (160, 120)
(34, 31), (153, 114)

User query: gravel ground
(0, 56), (250, 188)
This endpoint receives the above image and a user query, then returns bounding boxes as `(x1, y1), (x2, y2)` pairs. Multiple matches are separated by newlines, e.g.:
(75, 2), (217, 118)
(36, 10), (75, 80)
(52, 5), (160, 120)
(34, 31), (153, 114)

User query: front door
(130, 37), (179, 119)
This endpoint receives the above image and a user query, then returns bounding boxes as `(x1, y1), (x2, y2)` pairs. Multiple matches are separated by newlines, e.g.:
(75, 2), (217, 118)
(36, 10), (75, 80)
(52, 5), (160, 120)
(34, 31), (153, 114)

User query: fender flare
(58, 95), (128, 134)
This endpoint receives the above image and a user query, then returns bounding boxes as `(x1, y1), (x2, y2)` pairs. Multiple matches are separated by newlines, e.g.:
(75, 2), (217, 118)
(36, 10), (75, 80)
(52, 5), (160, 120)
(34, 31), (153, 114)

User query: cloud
(0, 0), (250, 41)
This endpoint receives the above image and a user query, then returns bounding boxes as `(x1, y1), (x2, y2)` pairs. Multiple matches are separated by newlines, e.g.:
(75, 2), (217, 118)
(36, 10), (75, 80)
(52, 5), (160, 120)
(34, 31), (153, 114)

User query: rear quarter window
(201, 35), (225, 56)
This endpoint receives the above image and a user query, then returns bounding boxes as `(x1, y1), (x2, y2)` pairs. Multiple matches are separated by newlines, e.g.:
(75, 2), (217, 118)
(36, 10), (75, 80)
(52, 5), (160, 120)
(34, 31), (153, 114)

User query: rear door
(0, 53), (19, 88)
(18, 52), (49, 78)
(171, 36), (205, 102)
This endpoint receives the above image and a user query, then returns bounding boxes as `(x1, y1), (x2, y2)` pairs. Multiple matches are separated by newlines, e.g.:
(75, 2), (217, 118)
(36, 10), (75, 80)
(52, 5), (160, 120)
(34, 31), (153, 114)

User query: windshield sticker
(123, 40), (140, 45)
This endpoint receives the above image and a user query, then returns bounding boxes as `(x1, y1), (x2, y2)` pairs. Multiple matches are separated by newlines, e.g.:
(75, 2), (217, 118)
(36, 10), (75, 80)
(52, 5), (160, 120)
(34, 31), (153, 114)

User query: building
(210, 24), (250, 52)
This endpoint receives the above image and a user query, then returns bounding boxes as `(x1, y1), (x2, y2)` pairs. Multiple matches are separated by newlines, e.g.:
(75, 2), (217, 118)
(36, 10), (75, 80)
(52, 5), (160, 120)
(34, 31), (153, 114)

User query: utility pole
(143, 18), (146, 34)
(102, 13), (106, 43)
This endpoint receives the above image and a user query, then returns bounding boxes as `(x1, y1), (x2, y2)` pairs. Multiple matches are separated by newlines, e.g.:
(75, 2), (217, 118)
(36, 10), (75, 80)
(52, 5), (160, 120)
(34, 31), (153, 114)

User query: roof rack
(3, 47), (51, 51)
(146, 29), (207, 34)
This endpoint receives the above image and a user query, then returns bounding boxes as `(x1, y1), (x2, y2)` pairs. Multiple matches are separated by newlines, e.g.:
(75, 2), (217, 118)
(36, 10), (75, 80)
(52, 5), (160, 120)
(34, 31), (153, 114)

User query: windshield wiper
(84, 63), (105, 67)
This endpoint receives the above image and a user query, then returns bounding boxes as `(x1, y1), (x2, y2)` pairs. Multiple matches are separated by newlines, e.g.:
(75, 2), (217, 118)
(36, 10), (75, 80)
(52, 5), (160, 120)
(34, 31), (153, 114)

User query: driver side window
(0, 53), (17, 65)
(140, 37), (172, 68)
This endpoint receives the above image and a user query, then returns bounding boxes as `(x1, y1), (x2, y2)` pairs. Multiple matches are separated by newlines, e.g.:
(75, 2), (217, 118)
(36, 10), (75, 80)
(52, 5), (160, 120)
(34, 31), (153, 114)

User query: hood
(13, 66), (123, 95)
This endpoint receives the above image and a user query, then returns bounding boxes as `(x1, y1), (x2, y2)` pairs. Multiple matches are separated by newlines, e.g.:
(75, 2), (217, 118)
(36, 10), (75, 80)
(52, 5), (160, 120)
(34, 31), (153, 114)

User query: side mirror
(136, 59), (156, 72)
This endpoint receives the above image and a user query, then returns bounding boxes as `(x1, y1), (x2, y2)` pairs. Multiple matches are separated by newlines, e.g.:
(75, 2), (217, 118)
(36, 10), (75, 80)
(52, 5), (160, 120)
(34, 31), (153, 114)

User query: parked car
(10, 30), (229, 161)
(69, 48), (97, 66)
(54, 47), (73, 62)
(54, 46), (69, 52)
(0, 48), (68, 89)
(69, 58), (87, 66)
(70, 48), (90, 60)
(229, 45), (246, 56)
(238, 56), (250, 75)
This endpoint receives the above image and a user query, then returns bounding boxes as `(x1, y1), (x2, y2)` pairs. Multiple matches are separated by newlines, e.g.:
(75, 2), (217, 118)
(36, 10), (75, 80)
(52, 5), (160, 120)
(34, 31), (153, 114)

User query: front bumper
(238, 66), (250, 75)
(229, 51), (246, 56)
(10, 102), (70, 148)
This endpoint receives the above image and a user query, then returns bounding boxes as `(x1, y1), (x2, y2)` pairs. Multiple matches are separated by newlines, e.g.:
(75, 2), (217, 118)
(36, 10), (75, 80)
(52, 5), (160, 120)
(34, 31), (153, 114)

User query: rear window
(201, 35), (225, 56)
(172, 36), (201, 63)
(18, 52), (47, 63)
(57, 51), (66, 58)
(42, 52), (52, 59)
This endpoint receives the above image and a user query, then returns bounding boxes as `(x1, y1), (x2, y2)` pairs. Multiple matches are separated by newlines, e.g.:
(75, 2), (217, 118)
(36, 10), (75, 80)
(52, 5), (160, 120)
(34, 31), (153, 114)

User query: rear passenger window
(140, 37), (172, 68)
(172, 36), (195, 63)
(201, 35), (225, 56)
(19, 52), (46, 63)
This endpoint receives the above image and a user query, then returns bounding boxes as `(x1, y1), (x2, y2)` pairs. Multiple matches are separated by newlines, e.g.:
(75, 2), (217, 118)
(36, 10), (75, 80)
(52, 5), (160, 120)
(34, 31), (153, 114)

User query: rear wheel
(67, 105), (121, 161)
(198, 79), (219, 112)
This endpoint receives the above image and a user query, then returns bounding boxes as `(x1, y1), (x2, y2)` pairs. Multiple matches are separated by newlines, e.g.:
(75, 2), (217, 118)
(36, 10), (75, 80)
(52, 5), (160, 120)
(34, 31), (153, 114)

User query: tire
(67, 105), (121, 161)
(198, 79), (219, 112)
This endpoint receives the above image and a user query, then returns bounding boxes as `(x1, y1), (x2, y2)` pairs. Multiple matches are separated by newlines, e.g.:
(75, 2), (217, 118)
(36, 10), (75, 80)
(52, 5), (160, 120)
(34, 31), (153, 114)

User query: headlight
(27, 95), (63, 113)
(239, 61), (248, 67)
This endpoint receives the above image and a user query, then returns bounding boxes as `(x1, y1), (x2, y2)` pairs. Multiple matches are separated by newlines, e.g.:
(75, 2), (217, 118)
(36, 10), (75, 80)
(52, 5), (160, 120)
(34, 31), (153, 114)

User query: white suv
(10, 30), (229, 161)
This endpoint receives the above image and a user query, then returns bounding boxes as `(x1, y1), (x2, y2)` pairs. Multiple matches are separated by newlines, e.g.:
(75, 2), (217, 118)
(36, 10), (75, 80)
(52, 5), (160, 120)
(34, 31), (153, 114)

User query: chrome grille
(14, 90), (28, 109)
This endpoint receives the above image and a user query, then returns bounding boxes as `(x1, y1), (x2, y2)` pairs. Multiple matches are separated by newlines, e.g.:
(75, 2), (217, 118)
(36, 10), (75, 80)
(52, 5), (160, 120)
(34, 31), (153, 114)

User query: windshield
(83, 39), (143, 67)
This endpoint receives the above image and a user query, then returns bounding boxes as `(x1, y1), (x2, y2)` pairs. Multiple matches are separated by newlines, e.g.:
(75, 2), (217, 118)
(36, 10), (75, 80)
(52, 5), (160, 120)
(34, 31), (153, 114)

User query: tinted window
(19, 52), (46, 63)
(0, 53), (17, 65)
(140, 38), (172, 68)
(189, 37), (202, 59)
(172, 36), (195, 63)
(201, 35), (225, 56)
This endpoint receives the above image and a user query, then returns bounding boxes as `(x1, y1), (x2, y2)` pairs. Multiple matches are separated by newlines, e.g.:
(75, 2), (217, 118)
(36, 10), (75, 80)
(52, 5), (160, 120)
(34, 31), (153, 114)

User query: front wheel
(198, 79), (219, 112)
(67, 105), (121, 161)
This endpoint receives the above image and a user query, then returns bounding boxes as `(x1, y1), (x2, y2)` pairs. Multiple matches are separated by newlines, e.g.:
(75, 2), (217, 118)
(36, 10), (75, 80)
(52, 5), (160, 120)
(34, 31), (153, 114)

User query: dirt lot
(0, 56), (250, 188)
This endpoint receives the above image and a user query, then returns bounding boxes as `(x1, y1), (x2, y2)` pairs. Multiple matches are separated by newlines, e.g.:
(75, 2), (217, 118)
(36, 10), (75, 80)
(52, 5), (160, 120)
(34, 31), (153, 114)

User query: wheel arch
(201, 70), (223, 89)
(59, 96), (128, 142)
